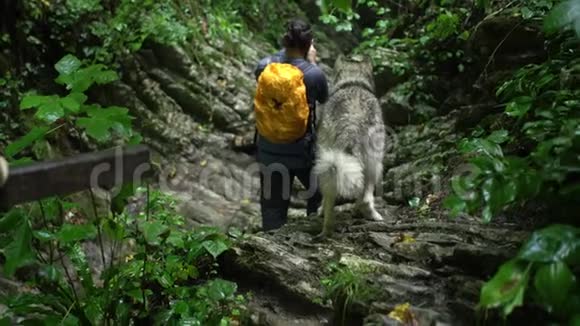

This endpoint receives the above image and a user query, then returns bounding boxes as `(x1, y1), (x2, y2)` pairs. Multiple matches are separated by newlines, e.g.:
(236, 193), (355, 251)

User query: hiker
(253, 18), (329, 231)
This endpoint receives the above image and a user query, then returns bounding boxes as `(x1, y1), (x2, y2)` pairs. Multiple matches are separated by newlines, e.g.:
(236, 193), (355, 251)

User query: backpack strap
(296, 61), (318, 134)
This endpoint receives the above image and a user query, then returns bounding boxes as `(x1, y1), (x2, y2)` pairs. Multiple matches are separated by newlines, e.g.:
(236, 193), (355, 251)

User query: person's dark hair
(282, 19), (313, 51)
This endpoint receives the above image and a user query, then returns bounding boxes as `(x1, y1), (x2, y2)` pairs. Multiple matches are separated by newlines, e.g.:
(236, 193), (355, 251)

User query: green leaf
(37, 264), (62, 283)
(65, 64), (113, 92)
(174, 300), (189, 315)
(459, 138), (477, 153)
(55, 54), (82, 75)
(55, 223), (97, 244)
(516, 168), (542, 199)
(487, 130), (509, 144)
(102, 218), (125, 242)
(167, 230), (185, 248)
(191, 226), (222, 240)
(55, 74), (74, 88)
(69, 243), (95, 292)
(111, 183), (135, 215)
(127, 288), (152, 304)
(76, 106), (133, 142)
(114, 302), (131, 324)
(332, 0), (352, 12)
(158, 272), (173, 288)
(62, 314), (80, 326)
(84, 301), (104, 326)
(521, 7), (534, 19)
(179, 318), (202, 326)
(443, 194), (467, 217)
(475, 139), (504, 158)
(20, 95), (56, 110)
(506, 96), (533, 117)
(70, 77), (93, 93)
(534, 261), (576, 311)
(76, 117), (109, 142)
(141, 220), (168, 246)
(481, 205), (493, 223)
(518, 224), (580, 264)
(33, 230), (55, 242)
(202, 279), (237, 301)
(61, 93), (87, 113)
(128, 132), (143, 145)
(479, 259), (530, 316)
(408, 197), (421, 208)
(482, 177), (513, 215)
(94, 70), (118, 84)
(318, 0), (330, 14)
(2, 221), (35, 277)
(202, 239), (229, 259)
(2, 292), (67, 316)
(502, 179), (518, 204)
(451, 174), (477, 197)
(228, 227), (243, 239)
(0, 208), (25, 233)
(36, 101), (64, 123)
(5, 126), (50, 158)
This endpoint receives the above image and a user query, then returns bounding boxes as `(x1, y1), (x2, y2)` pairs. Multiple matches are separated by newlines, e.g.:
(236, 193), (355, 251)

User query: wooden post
(0, 145), (152, 210)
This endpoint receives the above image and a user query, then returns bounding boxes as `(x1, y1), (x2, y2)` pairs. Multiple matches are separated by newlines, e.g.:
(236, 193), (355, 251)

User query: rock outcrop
(219, 206), (531, 325)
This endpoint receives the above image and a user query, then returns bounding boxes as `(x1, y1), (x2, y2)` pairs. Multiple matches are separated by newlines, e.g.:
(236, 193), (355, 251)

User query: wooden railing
(0, 145), (152, 210)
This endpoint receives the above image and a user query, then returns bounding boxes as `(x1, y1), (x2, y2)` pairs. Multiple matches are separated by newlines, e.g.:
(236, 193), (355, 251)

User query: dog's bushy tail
(313, 148), (364, 198)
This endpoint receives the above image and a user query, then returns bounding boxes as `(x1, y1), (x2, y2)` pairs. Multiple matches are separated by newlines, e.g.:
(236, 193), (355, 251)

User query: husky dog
(312, 54), (386, 238)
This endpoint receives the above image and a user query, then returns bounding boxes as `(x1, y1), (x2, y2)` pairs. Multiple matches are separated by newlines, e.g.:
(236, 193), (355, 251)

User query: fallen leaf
(426, 193), (440, 205)
(388, 302), (417, 325)
(395, 234), (416, 244)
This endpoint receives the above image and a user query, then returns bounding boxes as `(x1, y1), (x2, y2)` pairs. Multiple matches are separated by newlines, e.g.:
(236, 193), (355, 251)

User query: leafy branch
(6, 54), (141, 163)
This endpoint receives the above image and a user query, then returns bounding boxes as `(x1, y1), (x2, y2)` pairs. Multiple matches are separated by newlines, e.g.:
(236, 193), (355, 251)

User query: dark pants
(259, 165), (322, 231)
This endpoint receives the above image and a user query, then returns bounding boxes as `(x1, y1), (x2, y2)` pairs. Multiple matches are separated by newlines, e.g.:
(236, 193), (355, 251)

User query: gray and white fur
(313, 55), (386, 238)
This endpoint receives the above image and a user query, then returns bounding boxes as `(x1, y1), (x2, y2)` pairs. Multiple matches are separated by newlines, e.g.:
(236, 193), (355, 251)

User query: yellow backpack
(254, 62), (311, 144)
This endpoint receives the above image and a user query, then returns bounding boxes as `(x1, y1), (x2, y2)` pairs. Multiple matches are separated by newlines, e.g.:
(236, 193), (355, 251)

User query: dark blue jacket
(253, 50), (329, 169)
